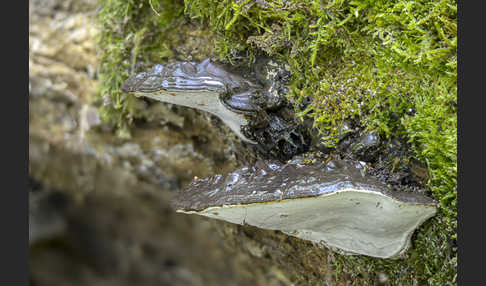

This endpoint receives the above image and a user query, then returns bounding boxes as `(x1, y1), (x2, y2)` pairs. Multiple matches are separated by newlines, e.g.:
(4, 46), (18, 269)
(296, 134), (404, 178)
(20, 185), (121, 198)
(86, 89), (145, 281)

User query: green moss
(97, 0), (456, 284)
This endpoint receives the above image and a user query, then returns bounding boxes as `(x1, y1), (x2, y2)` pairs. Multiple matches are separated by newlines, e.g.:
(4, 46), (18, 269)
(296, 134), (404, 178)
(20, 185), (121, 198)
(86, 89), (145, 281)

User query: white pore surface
(138, 91), (256, 143)
(180, 189), (437, 258)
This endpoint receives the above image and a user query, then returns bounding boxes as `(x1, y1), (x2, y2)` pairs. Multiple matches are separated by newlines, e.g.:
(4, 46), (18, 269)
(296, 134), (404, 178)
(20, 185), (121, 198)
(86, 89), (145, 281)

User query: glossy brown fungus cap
(173, 158), (437, 258)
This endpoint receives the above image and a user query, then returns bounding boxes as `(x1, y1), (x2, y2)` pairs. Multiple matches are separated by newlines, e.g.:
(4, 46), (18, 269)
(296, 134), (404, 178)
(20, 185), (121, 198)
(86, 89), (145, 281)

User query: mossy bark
(95, 0), (457, 285)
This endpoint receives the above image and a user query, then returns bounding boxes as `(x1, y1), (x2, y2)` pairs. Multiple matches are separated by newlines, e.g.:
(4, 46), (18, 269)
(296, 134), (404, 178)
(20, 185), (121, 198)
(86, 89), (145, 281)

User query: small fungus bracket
(121, 58), (310, 160)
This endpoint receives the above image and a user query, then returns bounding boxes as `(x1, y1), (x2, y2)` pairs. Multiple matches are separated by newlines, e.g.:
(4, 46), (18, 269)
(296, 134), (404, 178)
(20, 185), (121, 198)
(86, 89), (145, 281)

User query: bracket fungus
(173, 158), (437, 259)
(121, 58), (310, 159)
(122, 59), (264, 143)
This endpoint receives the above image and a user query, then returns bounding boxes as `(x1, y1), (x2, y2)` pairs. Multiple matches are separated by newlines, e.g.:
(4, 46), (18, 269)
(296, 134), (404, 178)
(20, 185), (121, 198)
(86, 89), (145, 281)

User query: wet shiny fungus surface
(172, 158), (436, 211)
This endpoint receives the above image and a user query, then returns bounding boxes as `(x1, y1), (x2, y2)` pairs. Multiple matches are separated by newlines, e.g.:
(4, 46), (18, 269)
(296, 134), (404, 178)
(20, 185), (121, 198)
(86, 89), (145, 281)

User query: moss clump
(97, 0), (456, 284)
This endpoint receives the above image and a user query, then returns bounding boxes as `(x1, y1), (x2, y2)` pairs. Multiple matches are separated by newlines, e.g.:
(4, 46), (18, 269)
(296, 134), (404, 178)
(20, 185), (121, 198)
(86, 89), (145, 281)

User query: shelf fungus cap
(121, 59), (260, 143)
(173, 158), (437, 259)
